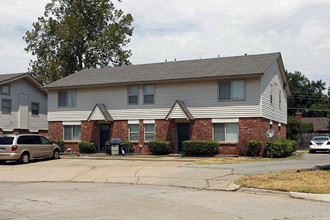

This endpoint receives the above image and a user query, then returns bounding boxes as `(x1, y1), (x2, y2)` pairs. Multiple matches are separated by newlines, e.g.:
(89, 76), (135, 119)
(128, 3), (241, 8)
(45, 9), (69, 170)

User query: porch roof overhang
(87, 103), (113, 122)
(165, 100), (194, 120)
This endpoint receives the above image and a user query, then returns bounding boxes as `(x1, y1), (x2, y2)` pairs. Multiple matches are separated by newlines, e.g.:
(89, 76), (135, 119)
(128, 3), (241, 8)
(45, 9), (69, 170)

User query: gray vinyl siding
(0, 78), (48, 132)
(260, 59), (288, 124)
(48, 77), (261, 121)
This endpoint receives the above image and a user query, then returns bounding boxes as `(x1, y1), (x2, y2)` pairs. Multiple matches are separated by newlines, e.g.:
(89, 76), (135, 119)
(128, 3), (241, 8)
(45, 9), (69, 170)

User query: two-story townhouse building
(44, 52), (290, 155)
(0, 73), (48, 135)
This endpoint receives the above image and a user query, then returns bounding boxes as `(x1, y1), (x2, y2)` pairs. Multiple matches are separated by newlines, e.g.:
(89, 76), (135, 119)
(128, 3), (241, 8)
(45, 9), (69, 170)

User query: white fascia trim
(212, 118), (239, 123)
(63, 121), (81, 126)
(128, 120), (139, 125)
(143, 119), (155, 124)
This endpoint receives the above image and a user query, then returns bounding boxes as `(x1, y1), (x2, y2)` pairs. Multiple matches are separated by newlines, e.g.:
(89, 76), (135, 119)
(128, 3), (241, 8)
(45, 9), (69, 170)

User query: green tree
(23, 0), (133, 84)
(287, 116), (314, 141)
(286, 71), (328, 117)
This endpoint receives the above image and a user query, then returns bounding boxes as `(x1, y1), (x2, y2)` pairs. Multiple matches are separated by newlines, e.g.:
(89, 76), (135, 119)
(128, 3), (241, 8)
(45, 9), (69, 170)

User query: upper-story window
(58, 91), (76, 107)
(218, 80), (245, 101)
(1, 84), (10, 95)
(128, 86), (139, 104)
(31, 102), (39, 115)
(269, 85), (273, 105)
(279, 90), (281, 109)
(2, 99), (11, 114)
(143, 85), (154, 104)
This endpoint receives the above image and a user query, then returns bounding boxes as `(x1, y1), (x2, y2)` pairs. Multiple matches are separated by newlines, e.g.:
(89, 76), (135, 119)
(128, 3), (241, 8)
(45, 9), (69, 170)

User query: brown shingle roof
(302, 117), (329, 132)
(44, 52), (281, 89)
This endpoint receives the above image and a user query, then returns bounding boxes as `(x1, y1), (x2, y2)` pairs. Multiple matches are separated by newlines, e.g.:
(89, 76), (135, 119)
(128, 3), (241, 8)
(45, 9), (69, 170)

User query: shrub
(148, 141), (172, 155)
(246, 140), (263, 157)
(122, 141), (134, 153)
(105, 141), (134, 154)
(78, 141), (96, 153)
(263, 139), (297, 158)
(52, 140), (65, 152)
(183, 140), (219, 156)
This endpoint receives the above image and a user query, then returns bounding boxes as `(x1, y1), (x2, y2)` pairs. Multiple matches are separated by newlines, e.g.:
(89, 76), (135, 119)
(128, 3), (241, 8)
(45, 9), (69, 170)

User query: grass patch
(235, 169), (330, 194)
(194, 152), (305, 165)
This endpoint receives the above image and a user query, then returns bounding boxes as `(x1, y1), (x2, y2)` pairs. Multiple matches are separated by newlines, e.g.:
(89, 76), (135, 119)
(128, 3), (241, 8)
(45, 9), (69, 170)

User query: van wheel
(0, 160), (6, 164)
(53, 149), (60, 159)
(20, 153), (30, 164)
(309, 150), (315, 154)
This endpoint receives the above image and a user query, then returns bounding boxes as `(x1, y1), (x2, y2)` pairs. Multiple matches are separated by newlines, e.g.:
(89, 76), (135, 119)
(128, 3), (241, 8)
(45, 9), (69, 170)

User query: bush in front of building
(263, 139), (297, 158)
(51, 140), (65, 152)
(78, 141), (96, 153)
(122, 141), (134, 153)
(246, 140), (263, 157)
(183, 140), (219, 156)
(148, 141), (172, 155)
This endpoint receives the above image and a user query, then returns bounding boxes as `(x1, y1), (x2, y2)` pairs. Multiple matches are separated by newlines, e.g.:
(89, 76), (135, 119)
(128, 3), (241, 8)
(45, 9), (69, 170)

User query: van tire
(53, 149), (60, 159)
(0, 160), (6, 164)
(20, 153), (30, 164)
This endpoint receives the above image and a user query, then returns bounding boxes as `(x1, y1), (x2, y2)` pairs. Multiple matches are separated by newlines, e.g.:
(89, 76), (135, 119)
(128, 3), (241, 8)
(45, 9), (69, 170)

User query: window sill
(218, 99), (246, 102)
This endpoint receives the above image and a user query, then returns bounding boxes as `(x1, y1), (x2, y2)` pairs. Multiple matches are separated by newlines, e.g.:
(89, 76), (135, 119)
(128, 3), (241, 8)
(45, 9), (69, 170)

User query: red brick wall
(155, 119), (176, 153)
(81, 121), (98, 144)
(190, 119), (212, 140)
(111, 120), (128, 141)
(49, 121), (63, 140)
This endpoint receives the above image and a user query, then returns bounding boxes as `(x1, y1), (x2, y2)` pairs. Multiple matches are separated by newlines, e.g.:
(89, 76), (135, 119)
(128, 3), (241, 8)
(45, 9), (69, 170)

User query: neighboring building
(0, 73), (48, 135)
(302, 117), (329, 133)
(44, 52), (290, 155)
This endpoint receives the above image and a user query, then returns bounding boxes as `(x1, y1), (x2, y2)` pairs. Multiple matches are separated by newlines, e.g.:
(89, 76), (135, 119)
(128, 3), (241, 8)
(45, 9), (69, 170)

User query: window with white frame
(2, 99), (11, 114)
(64, 125), (81, 141)
(58, 91), (76, 107)
(128, 86), (139, 104)
(129, 124), (139, 141)
(31, 102), (39, 115)
(213, 123), (239, 142)
(144, 124), (155, 141)
(279, 90), (281, 109)
(143, 85), (154, 104)
(218, 80), (245, 101)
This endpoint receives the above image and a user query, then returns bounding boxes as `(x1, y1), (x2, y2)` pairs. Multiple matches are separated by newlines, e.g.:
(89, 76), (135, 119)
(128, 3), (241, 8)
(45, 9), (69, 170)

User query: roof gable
(44, 52), (281, 89)
(87, 104), (113, 122)
(0, 72), (45, 93)
(166, 100), (194, 120)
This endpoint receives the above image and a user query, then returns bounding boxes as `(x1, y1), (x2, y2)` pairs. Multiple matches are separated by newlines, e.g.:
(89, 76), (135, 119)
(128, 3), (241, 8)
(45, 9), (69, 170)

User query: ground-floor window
(64, 125), (81, 141)
(213, 123), (239, 142)
(129, 124), (139, 141)
(144, 124), (155, 141)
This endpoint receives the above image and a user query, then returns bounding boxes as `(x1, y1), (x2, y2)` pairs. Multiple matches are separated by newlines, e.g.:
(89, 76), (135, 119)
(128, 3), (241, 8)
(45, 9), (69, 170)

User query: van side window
(40, 136), (51, 144)
(17, 136), (42, 144)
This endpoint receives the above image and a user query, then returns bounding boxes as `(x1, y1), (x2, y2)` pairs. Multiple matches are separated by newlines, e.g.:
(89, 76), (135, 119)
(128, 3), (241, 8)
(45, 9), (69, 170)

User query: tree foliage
(286, 71), (328, 117)
(287, 116), (314, 141)
(23, 0), (133, 84)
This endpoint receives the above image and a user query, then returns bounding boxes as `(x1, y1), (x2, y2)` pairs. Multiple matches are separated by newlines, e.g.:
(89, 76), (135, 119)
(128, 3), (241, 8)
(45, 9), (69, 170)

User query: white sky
(0, 0), (329, 89)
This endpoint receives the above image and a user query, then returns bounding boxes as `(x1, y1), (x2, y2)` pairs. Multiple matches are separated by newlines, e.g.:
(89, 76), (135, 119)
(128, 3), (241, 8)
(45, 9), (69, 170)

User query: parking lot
(0, 158), (240, 190)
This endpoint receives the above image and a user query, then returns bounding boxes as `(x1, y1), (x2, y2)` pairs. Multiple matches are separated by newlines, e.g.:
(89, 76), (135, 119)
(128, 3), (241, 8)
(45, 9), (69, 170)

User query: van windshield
(0, 137), (14, 145)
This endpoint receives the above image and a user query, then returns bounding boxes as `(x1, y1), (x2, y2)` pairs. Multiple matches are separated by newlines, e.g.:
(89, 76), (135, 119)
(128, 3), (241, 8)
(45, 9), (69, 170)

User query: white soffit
(212, 118), (239, 123)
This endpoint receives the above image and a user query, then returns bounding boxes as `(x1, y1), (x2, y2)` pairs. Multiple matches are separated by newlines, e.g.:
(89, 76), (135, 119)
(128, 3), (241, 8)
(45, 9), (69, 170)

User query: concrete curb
(240, 188), (330, 203)
(60, 155), (198, 163)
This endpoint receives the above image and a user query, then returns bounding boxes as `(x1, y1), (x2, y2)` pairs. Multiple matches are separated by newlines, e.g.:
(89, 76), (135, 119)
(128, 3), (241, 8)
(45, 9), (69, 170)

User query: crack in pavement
(68, 166), (96, 181)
